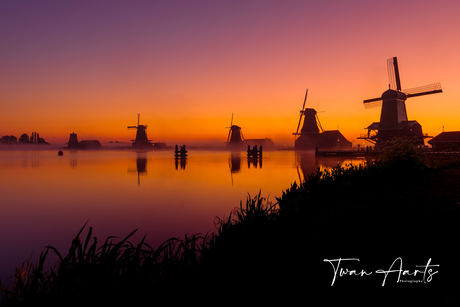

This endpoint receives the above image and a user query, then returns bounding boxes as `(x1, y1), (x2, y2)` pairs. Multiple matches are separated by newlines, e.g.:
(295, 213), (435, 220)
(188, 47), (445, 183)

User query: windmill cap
(303, 108), (317, 115)
(382, 89), (407, 100)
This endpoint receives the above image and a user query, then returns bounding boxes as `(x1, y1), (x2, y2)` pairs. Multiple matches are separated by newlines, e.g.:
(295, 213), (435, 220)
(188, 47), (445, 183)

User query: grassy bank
(2, 141), (460, 305)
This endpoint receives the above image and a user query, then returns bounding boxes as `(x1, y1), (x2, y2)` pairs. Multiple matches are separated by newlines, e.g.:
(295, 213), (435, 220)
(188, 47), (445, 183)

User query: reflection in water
(19, 151), (40, 169)
(228, 151), (264, 185)
(229, 150), (263, 172)
(229, 152), (241, 186)
(247, 145), (263, 169)
(295, 150), (370, 182)
(295, 151), (318, 182)
(229, 152), (241, 173)
(129, 153), (147, 185)
(174, 156), (187, 170)
(247, 155), (262, 169)
(137, 156), (147, 173)
(1, 149), (306, 286)
(0, 149), (371, 286)
(69, 150), (78, 168)
(174, 145), (187, 170)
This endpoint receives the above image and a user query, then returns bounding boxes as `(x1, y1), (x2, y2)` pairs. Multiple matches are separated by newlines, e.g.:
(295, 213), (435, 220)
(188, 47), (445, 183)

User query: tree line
(0, 132), (48, 144)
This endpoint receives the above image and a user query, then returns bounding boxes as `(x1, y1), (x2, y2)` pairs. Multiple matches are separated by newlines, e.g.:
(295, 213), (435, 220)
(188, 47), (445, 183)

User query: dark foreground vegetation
(2, 139), (460, 305)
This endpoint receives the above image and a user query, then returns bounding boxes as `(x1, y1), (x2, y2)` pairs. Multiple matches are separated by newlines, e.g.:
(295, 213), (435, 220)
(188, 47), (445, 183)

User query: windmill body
(379, 89), (408, 129)
(300, 108), (321, 134)
(227, 125), (244, 145)
(226, 114), (244, 147)
(128, 114), (154, 149)
(360, 57), (442, 148)
(294, 108), (322, 150)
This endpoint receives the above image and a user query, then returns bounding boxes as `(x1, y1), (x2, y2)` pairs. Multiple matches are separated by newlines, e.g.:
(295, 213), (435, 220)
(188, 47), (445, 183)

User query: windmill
(128, 113), (153, 149)
(360, 57), (442, 147)
(294, 89), (352, 151)
(294, 89), (333, 150)
(293, 89), (324, 138)
(226, 113), (244, 146)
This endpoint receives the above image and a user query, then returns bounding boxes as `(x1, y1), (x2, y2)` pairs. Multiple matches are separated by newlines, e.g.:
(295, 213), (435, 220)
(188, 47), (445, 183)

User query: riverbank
(198, 156), (460, 304)
(2, 144), (460, 305)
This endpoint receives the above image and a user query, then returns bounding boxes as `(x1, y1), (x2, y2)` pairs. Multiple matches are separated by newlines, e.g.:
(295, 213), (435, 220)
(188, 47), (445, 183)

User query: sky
(1, 0), (460, 147)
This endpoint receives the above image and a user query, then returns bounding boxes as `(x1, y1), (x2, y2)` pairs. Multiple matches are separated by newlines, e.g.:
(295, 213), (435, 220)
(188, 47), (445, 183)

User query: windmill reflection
(295, 151), (318, 183)
(128, 153), (147, 186)
(69, 150), (78, 168)
(229, 152), (241, 173)
(295, 150), (369, 183)
(228, 148), (265, 185)
(228, 151), (241, 186)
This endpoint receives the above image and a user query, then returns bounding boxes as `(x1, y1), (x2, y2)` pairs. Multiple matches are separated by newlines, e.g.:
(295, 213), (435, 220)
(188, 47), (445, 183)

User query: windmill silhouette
(127, 113), (153, 149)
(360, 57), (442, 147)
(226, 113), (244, 146)
(294, 89), (351, 150)
(293, 89), (324, 138)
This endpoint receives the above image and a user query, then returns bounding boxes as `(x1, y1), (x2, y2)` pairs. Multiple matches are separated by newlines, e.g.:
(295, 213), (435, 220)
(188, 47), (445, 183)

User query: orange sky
(1, 0), (459, 147)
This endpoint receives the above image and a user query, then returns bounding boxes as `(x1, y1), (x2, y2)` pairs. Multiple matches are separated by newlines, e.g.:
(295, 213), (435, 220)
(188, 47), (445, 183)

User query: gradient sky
(1, 0), (459, 146)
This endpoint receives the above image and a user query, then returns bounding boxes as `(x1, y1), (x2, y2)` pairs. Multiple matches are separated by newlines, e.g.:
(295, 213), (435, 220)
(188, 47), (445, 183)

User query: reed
(1, 222), (207, 305)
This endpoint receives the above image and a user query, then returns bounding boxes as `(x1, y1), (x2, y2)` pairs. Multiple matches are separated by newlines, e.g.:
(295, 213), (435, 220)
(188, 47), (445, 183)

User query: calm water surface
(0, 147), (365, 283)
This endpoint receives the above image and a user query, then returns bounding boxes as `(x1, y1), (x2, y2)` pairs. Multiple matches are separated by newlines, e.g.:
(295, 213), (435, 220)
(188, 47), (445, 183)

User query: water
(0, 147), (365, 284)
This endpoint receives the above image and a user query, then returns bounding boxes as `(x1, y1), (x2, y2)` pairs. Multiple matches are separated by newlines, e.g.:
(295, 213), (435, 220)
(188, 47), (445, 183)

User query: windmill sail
(364, 82), (443, 107)
(363, 98), (384, 108)
(316, 113), (323, 132)
(387, 57), (402, 91)
(404, 82), (442, 98)
(295, 89), (308, 135)
(363, 57), (442, 108)
(226, 113), (233, 142)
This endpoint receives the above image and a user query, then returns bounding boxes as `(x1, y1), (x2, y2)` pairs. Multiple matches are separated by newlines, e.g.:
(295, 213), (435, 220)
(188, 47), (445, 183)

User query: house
(67, 133), (101, 149)
(428, 131), (460, 151)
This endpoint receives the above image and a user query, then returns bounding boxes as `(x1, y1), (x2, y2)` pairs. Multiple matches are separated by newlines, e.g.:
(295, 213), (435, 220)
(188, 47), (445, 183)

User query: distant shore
(0, 142), (297, 152)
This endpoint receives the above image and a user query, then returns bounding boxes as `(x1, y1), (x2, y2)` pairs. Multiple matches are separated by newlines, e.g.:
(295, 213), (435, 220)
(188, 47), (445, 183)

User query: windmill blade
(315, 114), (324, 132)
(387, 58), (396, 90)
(295, 111), (303, 135)
(387, 57), (402, 91)
(295, 89), (308, 135)
(393, 57), (402, 91)
(404, 82), (442, 98)
(301, 88), (308, 111)
(363, 101), (382, 109)
(363, 96), (382, 109)
(227, 129), (231, 142)
(127, 126), (137, 129)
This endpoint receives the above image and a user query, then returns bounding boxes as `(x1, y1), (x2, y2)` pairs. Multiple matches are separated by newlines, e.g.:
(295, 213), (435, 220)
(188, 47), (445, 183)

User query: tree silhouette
(0, 135), (18, 144)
